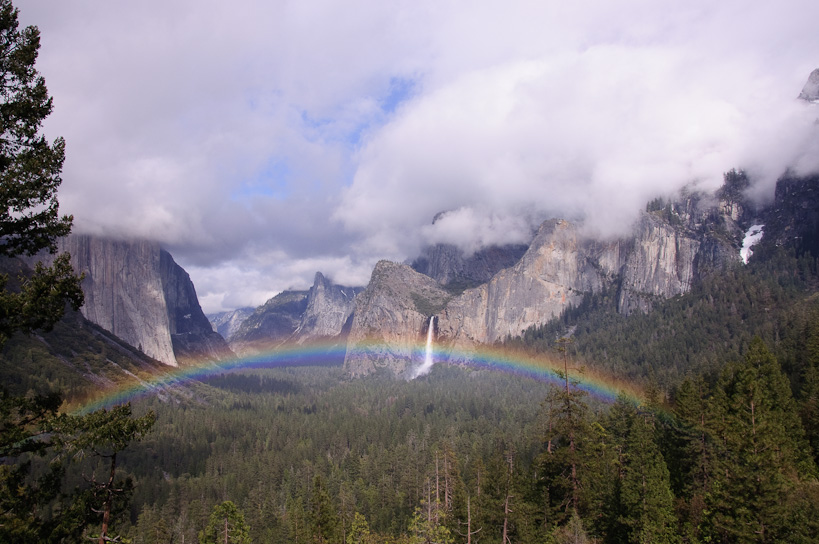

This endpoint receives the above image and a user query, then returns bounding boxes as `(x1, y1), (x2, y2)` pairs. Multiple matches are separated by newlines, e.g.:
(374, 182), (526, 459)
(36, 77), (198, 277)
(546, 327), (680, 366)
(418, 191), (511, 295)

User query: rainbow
(69, 339), (645, 414)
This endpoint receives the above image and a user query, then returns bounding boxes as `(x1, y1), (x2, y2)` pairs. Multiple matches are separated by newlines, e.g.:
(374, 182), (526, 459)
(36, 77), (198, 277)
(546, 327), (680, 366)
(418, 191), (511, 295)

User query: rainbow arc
(72, 338), (644, 414)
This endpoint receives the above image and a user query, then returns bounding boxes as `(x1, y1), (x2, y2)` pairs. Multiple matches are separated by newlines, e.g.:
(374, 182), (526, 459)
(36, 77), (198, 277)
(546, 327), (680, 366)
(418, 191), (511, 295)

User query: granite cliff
(344, 260), (451, 377)
(293, 272), (362, 343)
(37, 235), (232, 366)
(208, 307), (254, 341)
(344, 180), (751, 377)
(228, 290), (309, 355)
(799, 68), (819, 103)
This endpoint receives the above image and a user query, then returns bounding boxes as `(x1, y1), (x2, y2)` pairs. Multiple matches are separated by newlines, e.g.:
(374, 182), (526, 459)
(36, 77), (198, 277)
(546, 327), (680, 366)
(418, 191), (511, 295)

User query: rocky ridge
(799, 68), (819, 103)
(228, 290), (309, 355)
(227, 272), (363, 356)
(344, 181), (750, 376)
(293, 272), (362, 343)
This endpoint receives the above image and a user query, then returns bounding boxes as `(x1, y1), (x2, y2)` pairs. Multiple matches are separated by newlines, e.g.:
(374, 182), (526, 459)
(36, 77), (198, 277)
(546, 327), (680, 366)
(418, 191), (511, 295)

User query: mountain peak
(798, 68), (819, 103)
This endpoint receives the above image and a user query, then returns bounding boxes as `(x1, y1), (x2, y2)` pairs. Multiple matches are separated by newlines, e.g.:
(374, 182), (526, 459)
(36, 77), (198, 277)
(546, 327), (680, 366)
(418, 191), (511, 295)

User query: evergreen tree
(0, 391), (64, 543)
(669, 376), (714, 539)
(347, 512), (372, 544)
(539, 344), (592, 530)
(604, 397), (679, 544)
(619, 410), (679, 543)
(309, 474), (340, 544)
(408, 505), (454, 544)
(54, 404), (157, 544)
(705, 338), (816, 542)
(199, 501), (251, 544)
(0, 0), (83, 346)
(801, 364), (819, 465)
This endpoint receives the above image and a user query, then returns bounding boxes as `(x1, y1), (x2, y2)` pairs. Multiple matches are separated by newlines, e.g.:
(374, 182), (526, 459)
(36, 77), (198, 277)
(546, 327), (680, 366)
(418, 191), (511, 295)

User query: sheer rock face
(45, 235), (232, 366)
(437, 220), (622, 346)
(618, 188), (747, 314)
(344, 261), (450, 377)
(760, 173), (819, 255)
(411, 243), (529, 287)
(293, 272), (362, 343)
(617, 213), (701, 315)
(157, 250), (235, 365)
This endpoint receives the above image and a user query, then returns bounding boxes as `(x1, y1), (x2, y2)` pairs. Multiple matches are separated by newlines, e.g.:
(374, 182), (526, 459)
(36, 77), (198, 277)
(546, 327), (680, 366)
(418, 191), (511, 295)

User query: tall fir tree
(705, 338), (817, 543)
(0, 0), (83, 346)
(604, 397), (679, 544)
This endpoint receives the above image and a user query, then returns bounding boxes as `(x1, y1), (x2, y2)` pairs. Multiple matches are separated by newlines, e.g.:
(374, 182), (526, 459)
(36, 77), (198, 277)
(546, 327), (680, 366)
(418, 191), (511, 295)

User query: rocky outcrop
(343, 261), (451, 377)
(619, 188), (746, 314)
(39, 235), (232, 366)
(293, 272), (362, 342)
(437, 220), (622, 346)
(411, 243), (529, 288)
(227, 273), (364, 356)
(799, 68), (819, 103)
(759, 173), (819, 256)
(208, 308), (254, 341)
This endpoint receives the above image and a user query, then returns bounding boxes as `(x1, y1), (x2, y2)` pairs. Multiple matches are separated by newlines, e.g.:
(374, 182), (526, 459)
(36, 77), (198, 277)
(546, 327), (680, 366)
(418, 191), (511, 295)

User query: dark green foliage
(0, 253), (84, 345)
(199, 500), (251, 544)
(0, 391), (64, 543)
(605, 400), (679, 543)
(0, 0), (71, 259)
(0, 0), (83, 347)
(509, 247), (819, 388)
(704, 339), (815, 543)
(0, 395), (156, 543)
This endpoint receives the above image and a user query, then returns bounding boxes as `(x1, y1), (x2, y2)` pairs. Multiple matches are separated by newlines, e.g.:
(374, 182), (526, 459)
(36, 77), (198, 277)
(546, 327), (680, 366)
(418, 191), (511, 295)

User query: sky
(16, 0), (819, 314)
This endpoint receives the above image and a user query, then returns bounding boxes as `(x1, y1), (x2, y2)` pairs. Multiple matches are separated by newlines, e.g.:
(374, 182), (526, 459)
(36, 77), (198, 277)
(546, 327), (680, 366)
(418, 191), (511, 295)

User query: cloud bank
(16, 0), (819, 312)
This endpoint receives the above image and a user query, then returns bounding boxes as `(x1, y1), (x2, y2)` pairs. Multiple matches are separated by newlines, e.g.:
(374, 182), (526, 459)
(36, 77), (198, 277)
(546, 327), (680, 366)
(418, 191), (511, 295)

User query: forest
(100, 245), (818, 544)
(3, 215), (819, 543)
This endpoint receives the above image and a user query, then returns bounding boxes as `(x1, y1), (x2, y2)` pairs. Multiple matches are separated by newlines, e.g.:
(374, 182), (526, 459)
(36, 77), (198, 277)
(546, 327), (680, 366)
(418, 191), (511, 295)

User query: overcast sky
(16, 0), (819, 313)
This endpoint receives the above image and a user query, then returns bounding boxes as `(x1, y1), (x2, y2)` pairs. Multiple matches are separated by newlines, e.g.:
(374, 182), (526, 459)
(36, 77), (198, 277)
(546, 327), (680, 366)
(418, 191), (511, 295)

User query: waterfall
(412, 316), (436, 378)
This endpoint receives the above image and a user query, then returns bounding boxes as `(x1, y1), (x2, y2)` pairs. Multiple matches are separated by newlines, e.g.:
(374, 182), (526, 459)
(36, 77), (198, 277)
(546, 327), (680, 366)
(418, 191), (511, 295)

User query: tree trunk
(98, 452), (117, 544)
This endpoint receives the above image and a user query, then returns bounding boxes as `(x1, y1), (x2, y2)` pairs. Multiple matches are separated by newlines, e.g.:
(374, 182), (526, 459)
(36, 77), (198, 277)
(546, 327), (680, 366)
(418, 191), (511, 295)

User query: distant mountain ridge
(224, 272), (363, 356)
(208, 307), (254, 341)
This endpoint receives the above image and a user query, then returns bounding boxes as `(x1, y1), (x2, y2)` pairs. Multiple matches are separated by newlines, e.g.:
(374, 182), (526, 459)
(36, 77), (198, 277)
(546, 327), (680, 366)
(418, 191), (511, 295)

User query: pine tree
(605, 397), (679, 544)
(308, 474), (340, 544)
(669, 376), (714, 538)
(347, 512), (372, 544)
(199, 501), (251, 544)
(705, 338), (817, 542)
(0, 0), (83, 346)
(539, 342), (591, 530)
(54, 404), (157, 544)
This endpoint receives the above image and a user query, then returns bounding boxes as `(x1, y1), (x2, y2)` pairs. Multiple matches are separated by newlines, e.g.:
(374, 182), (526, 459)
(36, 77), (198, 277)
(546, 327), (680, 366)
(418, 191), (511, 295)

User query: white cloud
(14, 0), (819, 310)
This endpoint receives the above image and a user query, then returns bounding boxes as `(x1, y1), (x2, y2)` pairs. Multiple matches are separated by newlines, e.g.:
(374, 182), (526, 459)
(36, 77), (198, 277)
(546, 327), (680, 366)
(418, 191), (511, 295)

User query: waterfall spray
(412, 316), (436, 378)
